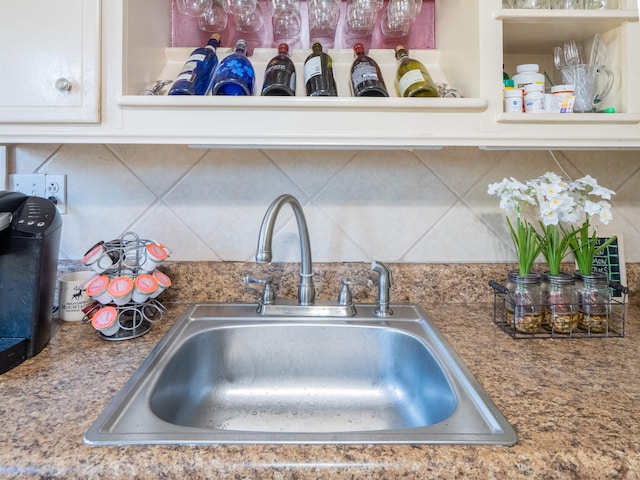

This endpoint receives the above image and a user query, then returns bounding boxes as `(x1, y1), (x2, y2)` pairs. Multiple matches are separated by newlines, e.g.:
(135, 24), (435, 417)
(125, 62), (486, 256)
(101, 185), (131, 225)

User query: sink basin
(84, 304), (517, 445)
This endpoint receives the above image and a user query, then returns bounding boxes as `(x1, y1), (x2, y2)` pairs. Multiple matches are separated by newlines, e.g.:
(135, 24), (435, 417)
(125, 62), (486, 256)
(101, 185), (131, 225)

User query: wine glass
(272, 4), (302, 43)
(198, 0), (228, 32)
(381, 0), (413, 38)
(222, 0), (263, 33)
(176, 0), (213, 17)
(345, 0), (377, 38)
(308, 0), (341, 42)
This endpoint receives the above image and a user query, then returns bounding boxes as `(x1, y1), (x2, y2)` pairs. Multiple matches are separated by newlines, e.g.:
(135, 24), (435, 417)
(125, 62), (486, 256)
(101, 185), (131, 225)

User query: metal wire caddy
(489, 279), (628, 339)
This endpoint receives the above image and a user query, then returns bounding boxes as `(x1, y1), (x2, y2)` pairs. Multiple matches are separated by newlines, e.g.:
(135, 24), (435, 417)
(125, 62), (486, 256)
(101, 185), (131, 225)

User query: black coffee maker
(0, 191), (62, 374)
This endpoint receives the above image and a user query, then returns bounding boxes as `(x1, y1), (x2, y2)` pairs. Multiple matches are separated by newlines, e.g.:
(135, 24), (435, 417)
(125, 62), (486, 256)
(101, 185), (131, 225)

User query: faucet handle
(337, 278), (373, 306)
(244, 276), (275, 305)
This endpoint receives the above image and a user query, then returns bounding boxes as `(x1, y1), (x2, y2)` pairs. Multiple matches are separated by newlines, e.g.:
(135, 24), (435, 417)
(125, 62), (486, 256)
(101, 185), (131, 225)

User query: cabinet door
(0, 0), (100, 123)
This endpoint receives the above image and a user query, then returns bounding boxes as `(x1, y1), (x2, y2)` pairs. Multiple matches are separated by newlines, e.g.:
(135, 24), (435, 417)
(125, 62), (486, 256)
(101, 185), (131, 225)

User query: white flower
(488, 172), (615, 226)
(539, 201), (560, 226)
(488, 177), (536, 216)
(570, 175), (616, 200)
(599, 203), (613, 225)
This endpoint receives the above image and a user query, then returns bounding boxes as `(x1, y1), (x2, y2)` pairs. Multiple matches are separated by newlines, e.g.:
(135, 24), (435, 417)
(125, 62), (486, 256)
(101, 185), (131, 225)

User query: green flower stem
(507, 216), (543, 276)
(561, 220), (617, 275)
(538, 223), (577, 276)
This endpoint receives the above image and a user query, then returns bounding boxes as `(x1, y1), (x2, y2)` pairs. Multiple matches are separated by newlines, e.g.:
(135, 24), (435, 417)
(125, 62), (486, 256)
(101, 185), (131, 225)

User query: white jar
(504, 88), (523, 113)
(524, 83), (545, 113)
(550, 84), (576, 113)
(512, 64), (545, 90)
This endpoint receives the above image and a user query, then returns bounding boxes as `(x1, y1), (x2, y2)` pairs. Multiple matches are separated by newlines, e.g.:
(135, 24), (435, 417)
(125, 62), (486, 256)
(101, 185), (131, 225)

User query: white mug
(58, 271), (95, 321)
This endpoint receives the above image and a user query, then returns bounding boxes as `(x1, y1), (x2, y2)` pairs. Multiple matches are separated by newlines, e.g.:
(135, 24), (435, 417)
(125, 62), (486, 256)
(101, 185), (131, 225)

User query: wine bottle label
(351, 62), (379, 88)
(304, 57), (322, 82)
(174, 71), (196, 83)
(188, 53), (207, 63)
(398, 69), (425, 96)
(177, 61), (198, 75)
(265, 63), (288, 75)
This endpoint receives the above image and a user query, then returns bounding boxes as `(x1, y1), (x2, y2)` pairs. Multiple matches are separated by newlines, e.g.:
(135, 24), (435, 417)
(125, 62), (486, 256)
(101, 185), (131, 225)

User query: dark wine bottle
(210, 39), (256, 96)
(350, 43), (389, 97)
(303, 42), (338, 97)
(168, 33), (221, 96)
(261, 43), (297, 96)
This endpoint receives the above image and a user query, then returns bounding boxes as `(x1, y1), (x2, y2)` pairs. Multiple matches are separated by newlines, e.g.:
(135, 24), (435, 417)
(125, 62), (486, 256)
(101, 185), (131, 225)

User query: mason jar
(576, 272), (610, 333)
(542, 272), (579, 334)
(506, 270), (543, 334)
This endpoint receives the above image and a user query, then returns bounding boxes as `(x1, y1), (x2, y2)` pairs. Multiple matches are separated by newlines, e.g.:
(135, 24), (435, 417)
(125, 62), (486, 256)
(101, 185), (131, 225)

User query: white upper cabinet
(0, 0), (101, 124)
(0, 0), (638, 147)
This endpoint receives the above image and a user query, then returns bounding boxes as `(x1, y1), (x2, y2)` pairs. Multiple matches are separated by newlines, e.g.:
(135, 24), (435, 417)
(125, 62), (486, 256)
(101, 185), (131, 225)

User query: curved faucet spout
(371, 261), (393, 317)
(256, 194), (315, 306)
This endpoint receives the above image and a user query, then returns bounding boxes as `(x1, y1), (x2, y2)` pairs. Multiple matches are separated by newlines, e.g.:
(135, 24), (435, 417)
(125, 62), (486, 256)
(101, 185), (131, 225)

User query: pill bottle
(550, 84), (576, 113)
(512, 64), (545, 90)
(504, 88), (523, 113)
(524, 83), (545, 113)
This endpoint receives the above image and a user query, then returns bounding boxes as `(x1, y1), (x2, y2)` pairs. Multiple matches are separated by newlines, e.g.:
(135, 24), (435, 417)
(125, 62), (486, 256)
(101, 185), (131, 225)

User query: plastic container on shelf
(504, 88), (523, 112)
(524, 83), (545, 113)
(549, 84), (576, 113)
(512, 64), (545, 91)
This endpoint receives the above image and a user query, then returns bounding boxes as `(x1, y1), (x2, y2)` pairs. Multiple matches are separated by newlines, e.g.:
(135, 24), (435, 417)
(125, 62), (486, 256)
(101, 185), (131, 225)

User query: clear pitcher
(559, 63), (614, 112)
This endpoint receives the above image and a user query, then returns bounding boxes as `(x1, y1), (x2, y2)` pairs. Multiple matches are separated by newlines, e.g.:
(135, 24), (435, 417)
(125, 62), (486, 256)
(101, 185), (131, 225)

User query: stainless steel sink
(84, 303), (517, 445)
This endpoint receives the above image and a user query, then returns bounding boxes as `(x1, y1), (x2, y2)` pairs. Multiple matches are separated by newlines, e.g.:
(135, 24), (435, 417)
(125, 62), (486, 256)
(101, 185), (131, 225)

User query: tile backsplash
(10, 145), (640, 264)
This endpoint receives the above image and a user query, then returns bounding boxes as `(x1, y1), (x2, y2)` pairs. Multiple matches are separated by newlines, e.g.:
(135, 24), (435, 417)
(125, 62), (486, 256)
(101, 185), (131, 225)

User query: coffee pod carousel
(80, 232), (172, 341)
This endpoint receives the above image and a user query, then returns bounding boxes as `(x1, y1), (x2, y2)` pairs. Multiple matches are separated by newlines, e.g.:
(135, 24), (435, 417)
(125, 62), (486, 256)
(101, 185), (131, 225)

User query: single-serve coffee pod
(82, 242), (117, 273)
(86, 275), (112, 304)
(82, 301), (102, 320)
(107, 276), (134, 306)
(132, 274), (158, 303)
(58, 271), (96, 321)
(91, 306), (120, 336)
(149, 270), (172, 298)
(140, 243), (169, 273)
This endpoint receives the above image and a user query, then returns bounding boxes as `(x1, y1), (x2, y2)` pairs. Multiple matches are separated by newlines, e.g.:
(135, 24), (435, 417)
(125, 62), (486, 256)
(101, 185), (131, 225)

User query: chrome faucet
(255, 194), (315, 306)
(371, 261), (393, 317)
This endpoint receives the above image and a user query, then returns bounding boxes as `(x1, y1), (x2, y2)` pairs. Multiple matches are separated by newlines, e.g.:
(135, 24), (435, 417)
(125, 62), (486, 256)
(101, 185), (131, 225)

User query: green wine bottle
(394, 45), (440, 98)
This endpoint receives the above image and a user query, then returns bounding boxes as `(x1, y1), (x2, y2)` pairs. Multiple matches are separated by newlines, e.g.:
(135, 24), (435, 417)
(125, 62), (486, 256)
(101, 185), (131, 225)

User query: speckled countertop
(1, 262), (639, 479)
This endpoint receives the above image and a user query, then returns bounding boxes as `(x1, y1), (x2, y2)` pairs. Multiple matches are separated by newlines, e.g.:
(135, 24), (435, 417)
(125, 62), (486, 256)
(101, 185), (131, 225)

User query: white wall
(11, 145), (640, 263)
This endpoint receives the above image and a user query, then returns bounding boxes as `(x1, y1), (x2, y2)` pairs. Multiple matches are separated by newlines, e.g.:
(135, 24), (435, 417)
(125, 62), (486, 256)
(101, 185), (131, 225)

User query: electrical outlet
(8, 173), (67, 214)
(45, 174), (67, 214)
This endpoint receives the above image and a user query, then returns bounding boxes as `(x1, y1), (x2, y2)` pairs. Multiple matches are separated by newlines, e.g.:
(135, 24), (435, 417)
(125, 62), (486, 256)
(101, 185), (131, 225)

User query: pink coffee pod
(86, 275), (112, 304)
(82, 243), (115, 273)
(141, 244), (169, 273)
(131, 274), (158, 303)
(107, 276), (134, 306)
(149, 269), (172, 298)
(91, 306), (120, 336)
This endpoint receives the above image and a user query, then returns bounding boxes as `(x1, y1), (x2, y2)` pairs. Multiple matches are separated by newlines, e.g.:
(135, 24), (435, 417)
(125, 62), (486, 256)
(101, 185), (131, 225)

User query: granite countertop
(1, 263), (639, 479)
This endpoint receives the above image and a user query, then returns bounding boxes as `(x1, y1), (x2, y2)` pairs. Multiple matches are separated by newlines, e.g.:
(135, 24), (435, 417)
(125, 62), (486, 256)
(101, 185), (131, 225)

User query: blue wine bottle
(210, 39), (256, 96)
(168, 33), (221, 96)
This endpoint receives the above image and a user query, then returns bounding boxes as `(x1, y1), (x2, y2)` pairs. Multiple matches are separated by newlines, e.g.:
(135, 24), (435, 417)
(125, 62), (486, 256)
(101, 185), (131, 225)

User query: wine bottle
(394, 45), (440, 98)
(210, 39), (256, 96)
(261, 43), (297, 96)
(350, 43), (389, 97)
(303, 42), (338, 97)
(168, 33), (221, 96)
